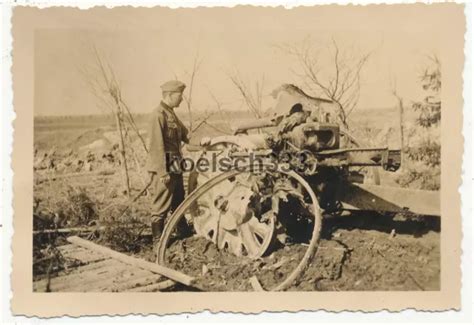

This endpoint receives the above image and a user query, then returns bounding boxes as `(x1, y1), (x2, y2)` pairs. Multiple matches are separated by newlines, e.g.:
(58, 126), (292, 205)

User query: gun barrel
(317, 148), (401, 171)
(233, 118), (277, 134)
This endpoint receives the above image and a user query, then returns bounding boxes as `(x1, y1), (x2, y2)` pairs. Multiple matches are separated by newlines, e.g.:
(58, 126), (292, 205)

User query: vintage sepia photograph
(32, 7), (443, 293)
(10, 3), (465, 315)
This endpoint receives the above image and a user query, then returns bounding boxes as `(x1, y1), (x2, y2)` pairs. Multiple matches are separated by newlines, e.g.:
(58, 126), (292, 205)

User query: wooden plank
(59, 245), (107, 264)
(34, 226), (105, 235)
(61, 251), (107, 265)
(107, 272), (163, 292)
(57, 244), (84, 254)
(34, 244), (171, 292)
(34, 225), (151, 236)
(34, 260), (165, 292)
(77, 265), (136, 292)
(34, 257), (115, 284)
(128, 280), (175, 292)
(33, 259), (121, 292)
(36, 170), (115, 183)
(67, 236), (195, 286)
(35, 259), (127, 292)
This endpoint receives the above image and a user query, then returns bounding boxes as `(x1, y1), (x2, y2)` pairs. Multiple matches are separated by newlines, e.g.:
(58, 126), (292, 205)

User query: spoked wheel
(188, 169), (275, 259)
(156, 163), (322, 291)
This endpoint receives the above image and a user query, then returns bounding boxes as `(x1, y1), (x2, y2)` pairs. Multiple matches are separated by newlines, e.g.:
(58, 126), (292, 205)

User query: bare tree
(80, 46), (142, 196)
(390, 79), (406, 163)
(228, 71), (265, 118)
(93, 48), (131, 196)
(182, 49), (203, 131)
(413, 54), (441, 128)
(279, 38), (371, 128)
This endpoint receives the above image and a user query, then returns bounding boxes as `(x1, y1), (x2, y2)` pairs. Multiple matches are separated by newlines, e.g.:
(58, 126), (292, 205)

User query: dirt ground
(137, 212), (439, 291)
(33, 109), (440, 291)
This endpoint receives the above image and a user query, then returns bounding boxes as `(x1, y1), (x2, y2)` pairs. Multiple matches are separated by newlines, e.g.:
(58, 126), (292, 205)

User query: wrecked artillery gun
(156, 84), (440, 291)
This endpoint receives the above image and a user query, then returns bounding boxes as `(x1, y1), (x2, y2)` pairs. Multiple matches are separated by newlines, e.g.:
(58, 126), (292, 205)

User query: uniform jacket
(146, 102), (189, 177)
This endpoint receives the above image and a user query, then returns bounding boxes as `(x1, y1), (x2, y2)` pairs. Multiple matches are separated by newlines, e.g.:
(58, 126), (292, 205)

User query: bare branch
(208, 89), (233, 130)
(279, 37), (372, 127)
(182, 49), (203, 130)
(390, 79), (406, 157)
(190, 110), (213, 134)
(331, 37), (340, 97)
(227, 70), (265, 118)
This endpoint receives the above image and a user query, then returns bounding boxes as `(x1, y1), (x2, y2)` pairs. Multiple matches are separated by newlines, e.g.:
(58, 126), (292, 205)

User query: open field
(33, 107), (440, 291)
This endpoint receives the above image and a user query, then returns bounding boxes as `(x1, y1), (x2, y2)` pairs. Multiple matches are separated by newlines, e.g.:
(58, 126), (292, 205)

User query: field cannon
(156, 84), (440, 291)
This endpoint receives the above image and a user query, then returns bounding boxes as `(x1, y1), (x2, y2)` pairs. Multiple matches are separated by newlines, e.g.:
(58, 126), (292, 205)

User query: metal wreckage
(156, 84), (440, 291)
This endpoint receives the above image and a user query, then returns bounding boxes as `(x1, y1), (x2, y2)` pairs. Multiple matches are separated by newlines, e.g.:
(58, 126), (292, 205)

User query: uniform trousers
(150, 173), (185, 237)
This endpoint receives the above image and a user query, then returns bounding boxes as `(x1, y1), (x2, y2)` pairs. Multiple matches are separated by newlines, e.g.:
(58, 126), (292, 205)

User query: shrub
(56, 186), (98, 227)
(97, 203), (151, 253)
(406, 139), (440, 167)
(395, 161), (440, 191)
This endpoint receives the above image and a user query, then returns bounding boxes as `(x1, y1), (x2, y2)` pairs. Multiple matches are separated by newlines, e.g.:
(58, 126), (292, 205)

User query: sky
(32, 5), (443, 116)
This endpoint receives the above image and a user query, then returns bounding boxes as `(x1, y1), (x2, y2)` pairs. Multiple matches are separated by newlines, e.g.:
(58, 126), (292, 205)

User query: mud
(139, 212), (440, 291)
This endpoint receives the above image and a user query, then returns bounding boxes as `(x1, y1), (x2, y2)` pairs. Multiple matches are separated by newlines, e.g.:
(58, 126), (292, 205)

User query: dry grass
(57, 186), (98, 226)
(97, 201), (152, 253)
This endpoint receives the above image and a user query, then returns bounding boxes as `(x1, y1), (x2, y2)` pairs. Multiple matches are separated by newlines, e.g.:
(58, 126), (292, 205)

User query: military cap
(161, 80), (186, 93)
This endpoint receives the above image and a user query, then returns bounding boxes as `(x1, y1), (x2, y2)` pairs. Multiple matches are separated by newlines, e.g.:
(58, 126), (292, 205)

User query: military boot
(151, 215), (165, 246)
(176, 217), (193, 239)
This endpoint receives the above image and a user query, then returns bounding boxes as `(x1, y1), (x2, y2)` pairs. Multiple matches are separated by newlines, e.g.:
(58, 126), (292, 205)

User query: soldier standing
(146, 80), (189, 241)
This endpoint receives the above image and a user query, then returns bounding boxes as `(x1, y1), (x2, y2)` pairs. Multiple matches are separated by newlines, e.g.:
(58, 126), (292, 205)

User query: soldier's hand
(200, 136), (211, 147)
(160, 174), (171, 185)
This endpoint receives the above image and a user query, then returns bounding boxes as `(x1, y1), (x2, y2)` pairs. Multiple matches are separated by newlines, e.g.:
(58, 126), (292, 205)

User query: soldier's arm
(146, 111), (168, 177)
(182, 124), (190, 144)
